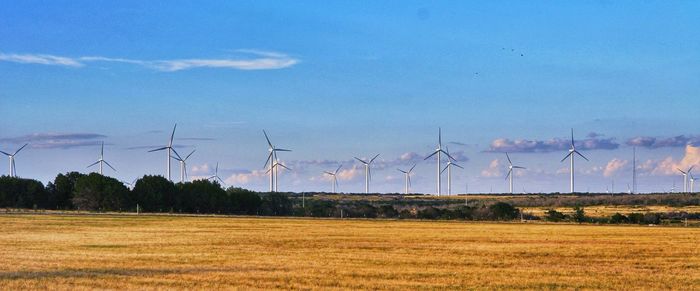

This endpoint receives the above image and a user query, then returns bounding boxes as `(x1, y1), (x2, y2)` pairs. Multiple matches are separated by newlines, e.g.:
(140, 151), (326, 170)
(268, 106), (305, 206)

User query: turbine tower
(397, 164), (416, 195)
(677, 166), (693, 193)
(354, 154), (379, 194)
(172, 149), (195, 183)
(87, 142), (116, 175)
(632, 147), (637, 194)
(690, 174), (696, 193)
(208, 162), (226, 186)
(148, 124), (177, 181)
(0, 143), (28, 178)
(268, 158), (291, 192)
(560, 129), (588, 193)
(324, 165), (342, 193)
(440, 147), (463, 195)
(263, 130), (291, 192)
(505, 152), (525, 194)
(425, 128), (453, 196)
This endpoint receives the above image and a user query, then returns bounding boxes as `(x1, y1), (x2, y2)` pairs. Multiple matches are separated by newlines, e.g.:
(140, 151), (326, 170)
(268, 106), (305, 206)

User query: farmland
(1, 214), (698, 289)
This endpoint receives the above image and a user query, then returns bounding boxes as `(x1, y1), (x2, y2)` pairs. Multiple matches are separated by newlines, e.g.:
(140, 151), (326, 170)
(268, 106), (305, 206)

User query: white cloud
(0, 50), (299, 71)
(480, 159), (503, 178)
(0, 53), (83, 67)
(650, 145), (700, 176)
(603, 158), (628, 177)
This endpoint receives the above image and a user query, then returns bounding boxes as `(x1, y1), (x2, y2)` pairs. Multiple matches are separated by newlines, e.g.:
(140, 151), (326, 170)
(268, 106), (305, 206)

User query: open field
(1, 215), (699, 289)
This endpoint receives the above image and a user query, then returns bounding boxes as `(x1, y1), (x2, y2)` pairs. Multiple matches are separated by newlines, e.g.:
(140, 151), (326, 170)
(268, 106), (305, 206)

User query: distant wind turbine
(324, 165), (342, 193)
(690, 173), (696, 193)
(560, 129), (588, 193)
(0, 143), (28, 178)
(677, 166), (693, 193)
(208, 162), (225, 186)
(425, 128), (453, 196)
(397, 164), (416, 195)
(263, 130), (291, 192)
(354, 154), (380, 194)
(172, 149), (195, 183)
(148, 124), (177, 181)
(440, 147), (463, 195)
(267, 158), (291, 192)
(87, 142), (116, 175)
(504, 152), (525, 194)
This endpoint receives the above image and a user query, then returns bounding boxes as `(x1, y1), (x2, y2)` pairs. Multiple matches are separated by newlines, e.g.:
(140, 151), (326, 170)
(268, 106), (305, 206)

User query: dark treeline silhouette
(0, 173), (698, 225)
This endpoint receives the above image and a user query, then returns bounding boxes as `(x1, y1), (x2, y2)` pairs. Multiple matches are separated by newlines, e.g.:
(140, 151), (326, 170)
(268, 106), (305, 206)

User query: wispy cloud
(0, 133), (105, 149)
(626, 135), (700, 149)
(0, 50), (299, 71)
(486, 132), (619, 153)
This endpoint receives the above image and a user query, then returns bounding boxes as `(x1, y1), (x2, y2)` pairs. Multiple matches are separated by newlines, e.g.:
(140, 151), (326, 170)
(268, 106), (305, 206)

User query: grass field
(1, 215), (699, 289)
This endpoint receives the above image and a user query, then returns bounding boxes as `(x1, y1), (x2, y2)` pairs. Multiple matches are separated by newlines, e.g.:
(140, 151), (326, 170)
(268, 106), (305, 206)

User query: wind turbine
(690, 174), (696, 193)
(560, 129), (588, 193)
(397, 164), (417, 195)
(87, 142), (116, 175)
(354, 154), (380, 194)
(268, 158), (291, 192)
(504, 152), (525, 194)
(425, 128), (453, 196)
(263, 130), (291, 192)
(208, 162), (225, 186)
(677, 166), (693, 193)
(172, 149), (195, 183)
(324, 165), (342, 193)
(440, 147), (463, 195)
(148, 124), (177, 181)
(0, 143), (28, 177)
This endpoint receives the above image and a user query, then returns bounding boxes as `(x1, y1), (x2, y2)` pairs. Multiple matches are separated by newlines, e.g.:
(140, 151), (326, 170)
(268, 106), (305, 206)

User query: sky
(1, 1), (700, 194)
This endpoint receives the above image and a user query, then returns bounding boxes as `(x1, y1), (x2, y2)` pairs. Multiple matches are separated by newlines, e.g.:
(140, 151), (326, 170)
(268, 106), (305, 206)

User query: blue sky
(1, 1), (699, 193)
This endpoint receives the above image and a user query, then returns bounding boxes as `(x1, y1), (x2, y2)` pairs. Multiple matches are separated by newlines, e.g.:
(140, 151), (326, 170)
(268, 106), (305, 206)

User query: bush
(377, 205), (398, 218)
(489, 202), (519, 220)
(544, 209), (567, 222)
(609, 213), (628, 224)
(571, 206), (587, 223)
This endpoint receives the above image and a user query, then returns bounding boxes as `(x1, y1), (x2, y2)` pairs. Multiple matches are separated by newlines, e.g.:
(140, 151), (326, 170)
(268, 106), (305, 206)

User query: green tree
(0, 176), (47, 209)
(260, 192), (293, 216)
(72, 173), (130, 211)
(489, 202), (519, 220)
(132, 175), (176, 212)
(46, 172), (85, 209)
(572, 206), (587, 223)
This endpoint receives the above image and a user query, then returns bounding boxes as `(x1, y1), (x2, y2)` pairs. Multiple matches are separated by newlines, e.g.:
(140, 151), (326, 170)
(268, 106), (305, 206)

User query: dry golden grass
(0, 215), (698, 290)
(522, 205), (700, 218)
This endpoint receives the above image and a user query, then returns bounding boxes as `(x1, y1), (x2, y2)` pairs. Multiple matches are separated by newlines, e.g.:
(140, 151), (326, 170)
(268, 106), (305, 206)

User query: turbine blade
(354, 157), (368, 164)
(275, 148), (292, 152)
(438, 127), (442, 147)
(279, 163), (291, 171)
(575, 150), (589, 161)
(506, 152), (512, 165)
(148, 147), (168, 152)
(513, 166), (526, 169)
(324, 171), (334, 175)
(369, 154), (380, 164)
(104, 160), (117, 172)
(453, 163), (464, 169)
(87, 161), (100, 168)
(14, 143), (28, 155)
(263, 130), (273, 147)
(217, 177), (226, 185)
(264, 152), (273, 168)
(440, 149), (456, 161)
(185, 150), (196, 160)
(171, 149), (183, 160)
(169, 124), (177, 147)
(0, 150), (10, 156)
(409, 164), (416, 173)
(689, 166), (695, 173)
(397, 169), (407, 173)
(505, 169), (512, 180)
(571, 128), (574, 146)
(560, 152), (574, 163)
(441, 165), (448, 174)
(101, 142), (104, 156)
(334, 164), (342, 174)
(424, 151), (438, 160)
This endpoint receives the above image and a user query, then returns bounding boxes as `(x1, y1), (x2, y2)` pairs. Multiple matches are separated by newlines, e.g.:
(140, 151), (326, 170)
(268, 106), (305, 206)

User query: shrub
(489, 202), (519, 220)
(544, 209), (567, 222)
(571, 206), (587, 223)
(609, 213), (628, 224)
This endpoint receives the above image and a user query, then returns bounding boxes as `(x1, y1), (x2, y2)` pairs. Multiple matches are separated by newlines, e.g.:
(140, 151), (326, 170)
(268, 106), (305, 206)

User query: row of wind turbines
(2, 125), (696, 194)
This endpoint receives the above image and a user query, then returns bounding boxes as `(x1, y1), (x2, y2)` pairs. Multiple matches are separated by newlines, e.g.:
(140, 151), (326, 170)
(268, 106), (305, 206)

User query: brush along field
(0, 215), (699, 289)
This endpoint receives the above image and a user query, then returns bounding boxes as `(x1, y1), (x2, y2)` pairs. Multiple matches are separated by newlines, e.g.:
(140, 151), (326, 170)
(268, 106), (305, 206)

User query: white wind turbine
(268, 158), (291, 192)
(560, 129), (588, 193)
(677, 166), (693, 193)
(440, 147), (463, 195)
(0, 143), (28, 178)
(208, 162), (226, 186)
(172, 149), (195, 183)
(354, 154), (380, 194)
(504, 152), (525, 194)
(425, 128), (454, 196)
(397, 164), (417, 195)
(690, 173), (696, 193)
(148, 124), (177, 181)
(263, 130), (291, 192)
(324, 165), (342, 193)
(87, 142), (116, 175)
